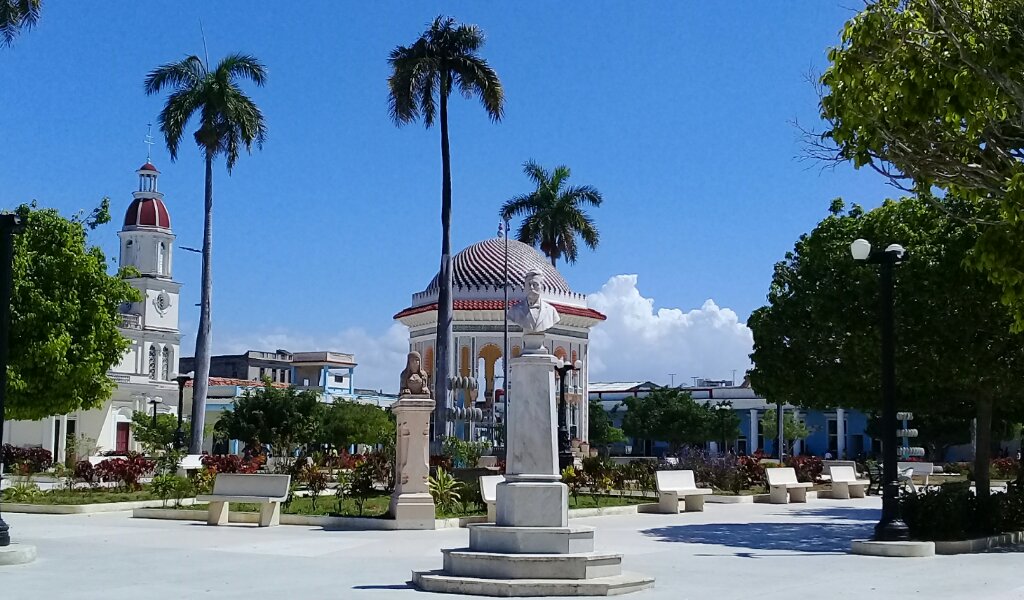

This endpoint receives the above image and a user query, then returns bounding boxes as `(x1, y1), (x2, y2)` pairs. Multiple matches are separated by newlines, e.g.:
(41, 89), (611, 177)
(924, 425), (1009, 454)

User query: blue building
(589, 380), (875, 458)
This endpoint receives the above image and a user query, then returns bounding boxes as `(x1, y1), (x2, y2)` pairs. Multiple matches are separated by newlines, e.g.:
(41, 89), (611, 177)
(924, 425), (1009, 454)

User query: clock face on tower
(154, 291), (171, 315)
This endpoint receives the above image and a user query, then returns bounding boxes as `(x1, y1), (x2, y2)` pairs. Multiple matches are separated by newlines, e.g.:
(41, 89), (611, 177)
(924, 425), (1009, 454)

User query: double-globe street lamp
(172, 372), (193, 450)
(850, 238), (910, 541)
(0, 215), (24, 548)
(555, 358), (582, 470)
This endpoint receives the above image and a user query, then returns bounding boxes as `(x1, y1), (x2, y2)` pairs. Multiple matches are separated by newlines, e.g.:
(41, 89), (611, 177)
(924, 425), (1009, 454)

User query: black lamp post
(148, 396), (163, 428)
(173, 372), (192, 450)
(0, 214), (25, 548)
(714, 401), (733, 454)
(851, 238), (910, 542)
(555, 358), (582, 470)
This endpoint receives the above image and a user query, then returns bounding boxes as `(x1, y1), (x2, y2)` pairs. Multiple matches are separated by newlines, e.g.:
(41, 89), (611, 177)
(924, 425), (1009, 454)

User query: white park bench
(176, 454), (204, 476)
(196, 473), (291, 527)
(897, 462), (933, 487)
(479, 474), (505, 522)
(766, 467), (813, 504)
(821, 460), (859, 482)
(655, 470), (713, 513)
(827, 465), (869, 499)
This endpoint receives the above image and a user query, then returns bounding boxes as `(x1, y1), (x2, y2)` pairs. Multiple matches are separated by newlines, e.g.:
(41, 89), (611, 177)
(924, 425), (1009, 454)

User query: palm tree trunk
(189, 153), (215, 454)
(974, 393), (993, 501)
(550, 255), (556, 268)
(434, 80), (453, 441)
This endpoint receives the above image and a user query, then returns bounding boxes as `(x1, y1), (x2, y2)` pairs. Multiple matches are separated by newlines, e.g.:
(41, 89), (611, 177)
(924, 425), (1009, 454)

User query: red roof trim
(185, 376), (289, 389)
(139, 162), (160, 172)
(393, 300), (606, 321)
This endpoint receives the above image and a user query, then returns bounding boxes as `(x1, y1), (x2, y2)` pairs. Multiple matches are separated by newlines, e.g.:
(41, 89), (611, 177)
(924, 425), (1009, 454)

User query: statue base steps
(411, 570), (655, 597)
(470, 524), (594, 554)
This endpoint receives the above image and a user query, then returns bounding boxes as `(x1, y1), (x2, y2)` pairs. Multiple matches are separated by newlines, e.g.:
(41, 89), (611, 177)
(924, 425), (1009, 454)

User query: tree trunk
(433, 80), (453, 442)
(974, 394), (993, 501)
(189, 154), (215, 454)
(550, 254), (557, 268)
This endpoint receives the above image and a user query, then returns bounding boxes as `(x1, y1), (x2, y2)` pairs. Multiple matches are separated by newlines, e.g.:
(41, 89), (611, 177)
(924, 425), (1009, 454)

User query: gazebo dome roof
(123, 197), (171, 230)
(424, 238), (572, 294)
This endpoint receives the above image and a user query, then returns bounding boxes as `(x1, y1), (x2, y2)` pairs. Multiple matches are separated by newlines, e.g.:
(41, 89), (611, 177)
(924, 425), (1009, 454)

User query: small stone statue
(508, 268), (561, 334)
(400, 351), (431, 397)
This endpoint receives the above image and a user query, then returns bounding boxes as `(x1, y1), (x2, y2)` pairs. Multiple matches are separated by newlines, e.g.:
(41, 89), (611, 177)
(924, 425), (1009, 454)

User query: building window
(334, 374), (345, 383)
(827, 417), (849, 455)
(148, 346), (157, 379)
(161, 346), (170, 380)
(158, 242), (166, 274)
(259, 367), (265, 379)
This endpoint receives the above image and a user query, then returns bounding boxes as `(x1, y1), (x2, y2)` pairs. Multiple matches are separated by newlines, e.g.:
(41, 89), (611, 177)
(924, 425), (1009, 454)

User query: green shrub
(350, 461), (377, 516)
(428, 467), (463, 514)
(901, 485), (1024, 541)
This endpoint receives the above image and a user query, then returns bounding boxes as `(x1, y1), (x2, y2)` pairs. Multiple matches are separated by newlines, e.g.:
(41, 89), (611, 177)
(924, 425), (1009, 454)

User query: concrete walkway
(1, 497), (1021, 599)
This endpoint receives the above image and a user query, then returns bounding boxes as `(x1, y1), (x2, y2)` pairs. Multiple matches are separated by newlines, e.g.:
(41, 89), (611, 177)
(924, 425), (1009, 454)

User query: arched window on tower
(148, 345), (157, 379)
(161, 346), (170, 380)
(158, 242), (166, 275)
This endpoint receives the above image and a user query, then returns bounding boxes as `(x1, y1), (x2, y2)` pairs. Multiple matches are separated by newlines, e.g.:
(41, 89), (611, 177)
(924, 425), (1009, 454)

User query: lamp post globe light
(173, 372), (193, 450)
(850, 238), (910, 542)
(555, 358), (582, 470)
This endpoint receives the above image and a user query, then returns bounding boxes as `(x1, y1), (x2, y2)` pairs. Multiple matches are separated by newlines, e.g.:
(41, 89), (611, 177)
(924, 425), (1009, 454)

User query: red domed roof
(139, 162), (159, 172)
(124, 197), (171, 229)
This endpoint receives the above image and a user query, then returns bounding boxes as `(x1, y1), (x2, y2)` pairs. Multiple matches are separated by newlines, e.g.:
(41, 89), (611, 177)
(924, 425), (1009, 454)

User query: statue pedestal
(498, 352), (567, 528)
(389, 394), (436, 529)
(412, 349), (653, 596)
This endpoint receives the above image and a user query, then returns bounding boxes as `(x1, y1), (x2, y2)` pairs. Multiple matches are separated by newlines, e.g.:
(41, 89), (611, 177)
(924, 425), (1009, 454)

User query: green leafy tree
(145, 53), (267, 454)
(817, 0), (1024, 327)
(321, 400), (394, 450)
(588, 399), (626, 455)
(500, 160), (603, 267)
(1, 0), (39, 47)
(6, 201), (140, 420)
(622, 388), (713, 453)
(130, 412), (183, 454)
(388, 16), (504, 426)
(214, 383), (322, 456)
(749, 197), (1024, 498)
(760, 407), (811, 454)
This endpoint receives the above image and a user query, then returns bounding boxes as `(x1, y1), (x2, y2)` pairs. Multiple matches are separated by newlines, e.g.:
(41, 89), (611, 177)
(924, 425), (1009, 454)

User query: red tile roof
(123, 197), (171, 229)
(185, 377), (289, 389)
(393, 300), (606, 321)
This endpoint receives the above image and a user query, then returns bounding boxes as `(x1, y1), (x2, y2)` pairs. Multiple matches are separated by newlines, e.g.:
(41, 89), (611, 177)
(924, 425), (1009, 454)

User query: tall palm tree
(1, 0), (40, 47)
(500, 160), (603, 267)
(388, 16), (503, 437)
(144, 53), (267, 454)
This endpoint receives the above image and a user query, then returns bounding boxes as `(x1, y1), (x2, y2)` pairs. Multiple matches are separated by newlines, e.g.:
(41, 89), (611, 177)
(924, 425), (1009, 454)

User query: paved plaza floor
(2, 497), (1021, 599)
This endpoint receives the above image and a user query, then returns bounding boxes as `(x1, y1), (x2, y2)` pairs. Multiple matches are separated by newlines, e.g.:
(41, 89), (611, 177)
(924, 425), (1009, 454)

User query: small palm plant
(428, 467), (463, 515)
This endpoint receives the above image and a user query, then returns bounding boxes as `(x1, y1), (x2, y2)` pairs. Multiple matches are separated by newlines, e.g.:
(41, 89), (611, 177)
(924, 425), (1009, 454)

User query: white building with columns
(4, 161), (182, 462)
(394, 237), (606, 443)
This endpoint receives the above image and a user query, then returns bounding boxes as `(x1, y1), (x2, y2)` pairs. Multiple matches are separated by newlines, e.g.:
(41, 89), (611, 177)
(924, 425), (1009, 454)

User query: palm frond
(564, 184), (603, 208)
(216, 53), (267, 87)
(521, 160), (548, 187)
(144, 55), (206, 95)
(500, 193), (538, 220)
(0, 0), (40, 47)
(157, 87), (203, 160)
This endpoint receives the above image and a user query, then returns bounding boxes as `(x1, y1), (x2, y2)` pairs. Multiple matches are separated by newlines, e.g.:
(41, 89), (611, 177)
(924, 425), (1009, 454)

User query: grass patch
(3, 489), (159, 505)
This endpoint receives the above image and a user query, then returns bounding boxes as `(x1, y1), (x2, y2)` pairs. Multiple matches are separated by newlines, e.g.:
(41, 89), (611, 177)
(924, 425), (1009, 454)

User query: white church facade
(3, 161), (182, 462)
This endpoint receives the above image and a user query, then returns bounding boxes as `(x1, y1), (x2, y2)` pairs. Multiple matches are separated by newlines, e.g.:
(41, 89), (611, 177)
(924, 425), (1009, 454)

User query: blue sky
(0, 2), (894, 390)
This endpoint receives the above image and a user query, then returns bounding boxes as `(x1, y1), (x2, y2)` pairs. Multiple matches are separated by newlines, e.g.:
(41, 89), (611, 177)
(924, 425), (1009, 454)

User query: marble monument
(411, 275), (653, 595)
(389, 352), (436, 529)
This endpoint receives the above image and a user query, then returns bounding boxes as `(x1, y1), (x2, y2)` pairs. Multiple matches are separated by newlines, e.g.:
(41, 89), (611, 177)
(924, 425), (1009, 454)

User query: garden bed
(6, 497), (196, 514)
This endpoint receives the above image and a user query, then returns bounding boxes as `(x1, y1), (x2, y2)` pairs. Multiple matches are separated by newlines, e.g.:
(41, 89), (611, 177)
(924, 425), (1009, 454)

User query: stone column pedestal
(389, 394), (436, 529)
(498, 352), (568, 528)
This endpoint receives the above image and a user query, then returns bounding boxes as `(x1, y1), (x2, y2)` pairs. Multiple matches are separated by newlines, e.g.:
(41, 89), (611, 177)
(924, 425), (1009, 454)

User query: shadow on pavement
(642, 521), (873, 554)
(352, 584), (414, 590)
(778, 506), (879, 521)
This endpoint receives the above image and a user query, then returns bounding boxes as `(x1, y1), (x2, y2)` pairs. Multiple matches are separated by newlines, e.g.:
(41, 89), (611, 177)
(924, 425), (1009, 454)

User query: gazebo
(394, 237), (606, 443)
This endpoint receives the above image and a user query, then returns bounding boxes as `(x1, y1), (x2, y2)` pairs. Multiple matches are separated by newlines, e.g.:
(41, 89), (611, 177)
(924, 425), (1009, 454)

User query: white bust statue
(508, 268), (560, 335)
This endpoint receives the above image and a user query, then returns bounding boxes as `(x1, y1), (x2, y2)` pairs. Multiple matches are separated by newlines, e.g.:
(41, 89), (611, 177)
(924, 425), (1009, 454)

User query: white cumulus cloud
(586, 274), (753, 385)
(214, 323), (409, 394)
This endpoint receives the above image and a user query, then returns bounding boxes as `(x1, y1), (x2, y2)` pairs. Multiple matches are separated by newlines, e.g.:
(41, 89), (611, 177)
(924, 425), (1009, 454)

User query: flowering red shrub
(785, 456), (824, 483)
(200, 454), (262, 474)
(992, 458), (1020, 480)
(95, 452), (155, 490)
(74, 460), (97, 485)
(2, 444), (53, 474)
(430, 454), (453, 470)
(737, 453), (767, 488)
(329, 451), (364, 470)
